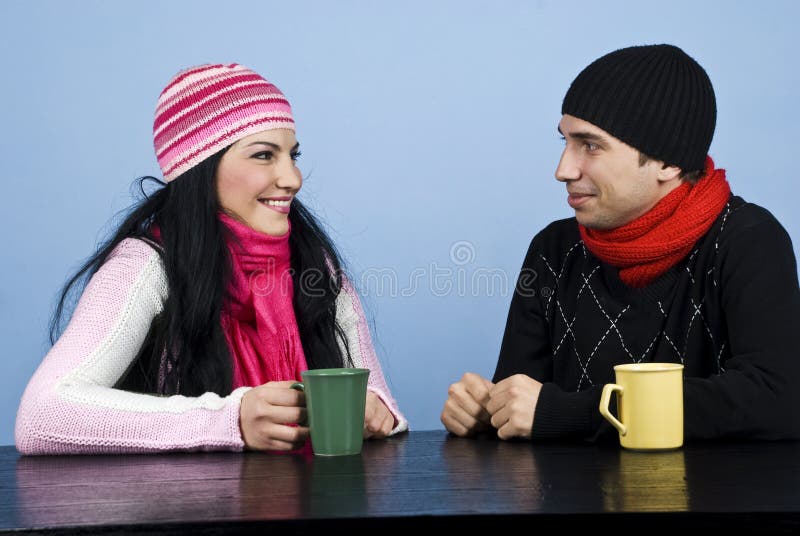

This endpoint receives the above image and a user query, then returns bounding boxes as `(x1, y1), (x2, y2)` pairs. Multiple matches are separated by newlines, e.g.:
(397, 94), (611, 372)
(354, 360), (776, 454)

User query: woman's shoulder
(98, 237), (167, 286)
(107, 237), (163, 262)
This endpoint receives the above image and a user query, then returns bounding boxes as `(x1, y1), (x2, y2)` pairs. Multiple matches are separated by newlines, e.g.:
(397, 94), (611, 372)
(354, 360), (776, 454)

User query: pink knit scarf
(219, 213), (308, 388)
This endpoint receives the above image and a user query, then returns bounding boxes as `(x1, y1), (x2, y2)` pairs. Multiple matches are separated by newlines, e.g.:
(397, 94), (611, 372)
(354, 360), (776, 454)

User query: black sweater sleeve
(492, 236), (553, 382)
(684, 207), (800, 440)
(493, 231), (605, 440)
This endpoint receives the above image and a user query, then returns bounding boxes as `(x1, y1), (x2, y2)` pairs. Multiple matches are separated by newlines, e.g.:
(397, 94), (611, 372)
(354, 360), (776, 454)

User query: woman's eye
(291, 150), (302, 162)
(253, 151), (274, 160)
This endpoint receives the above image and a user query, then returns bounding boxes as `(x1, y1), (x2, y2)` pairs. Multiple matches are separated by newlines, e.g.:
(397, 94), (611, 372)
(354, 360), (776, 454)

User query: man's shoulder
(534, 216), (580, 243)
(698, 195), (796, 275)
(717, 195), (791, 243)
(521, 217), (582, 265)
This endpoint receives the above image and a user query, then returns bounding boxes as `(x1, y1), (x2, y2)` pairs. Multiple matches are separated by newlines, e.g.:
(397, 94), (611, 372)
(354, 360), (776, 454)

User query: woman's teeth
(261, 199), (290, 207)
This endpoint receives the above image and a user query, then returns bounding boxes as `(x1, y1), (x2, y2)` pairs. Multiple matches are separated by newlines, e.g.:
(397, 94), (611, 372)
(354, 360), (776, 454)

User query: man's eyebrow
(558, 128), (607, 143)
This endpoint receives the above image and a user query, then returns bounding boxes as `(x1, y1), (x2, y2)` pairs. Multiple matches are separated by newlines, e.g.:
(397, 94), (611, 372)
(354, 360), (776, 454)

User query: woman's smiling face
(216, 128), (302, 236)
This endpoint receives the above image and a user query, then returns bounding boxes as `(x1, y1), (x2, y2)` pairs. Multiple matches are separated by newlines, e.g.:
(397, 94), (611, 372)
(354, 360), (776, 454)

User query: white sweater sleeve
(15, 238), (249, 454)
(335, 277), (409, 435)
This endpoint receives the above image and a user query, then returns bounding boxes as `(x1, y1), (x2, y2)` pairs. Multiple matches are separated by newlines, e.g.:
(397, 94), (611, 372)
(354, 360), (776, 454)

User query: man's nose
(555, 149), (580, 182)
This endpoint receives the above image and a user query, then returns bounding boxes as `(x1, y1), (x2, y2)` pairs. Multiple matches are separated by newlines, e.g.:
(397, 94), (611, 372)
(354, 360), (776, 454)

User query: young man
(441, 44), (800, 442)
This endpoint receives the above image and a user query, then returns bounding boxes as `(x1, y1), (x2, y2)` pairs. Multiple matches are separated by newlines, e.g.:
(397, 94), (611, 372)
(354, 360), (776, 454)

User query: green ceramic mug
(291, 368), (370, 456)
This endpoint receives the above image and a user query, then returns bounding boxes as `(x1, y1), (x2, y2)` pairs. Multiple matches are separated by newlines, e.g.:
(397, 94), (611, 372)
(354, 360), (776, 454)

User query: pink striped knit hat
(153, 63), (295, 182)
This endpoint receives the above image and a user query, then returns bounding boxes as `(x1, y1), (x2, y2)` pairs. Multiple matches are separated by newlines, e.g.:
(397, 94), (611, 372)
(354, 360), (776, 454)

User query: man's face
(555, 114), (678, 230)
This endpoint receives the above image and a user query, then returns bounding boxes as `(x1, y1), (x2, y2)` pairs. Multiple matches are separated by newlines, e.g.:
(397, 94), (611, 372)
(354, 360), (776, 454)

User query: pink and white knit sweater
(15, 239), (407, 454)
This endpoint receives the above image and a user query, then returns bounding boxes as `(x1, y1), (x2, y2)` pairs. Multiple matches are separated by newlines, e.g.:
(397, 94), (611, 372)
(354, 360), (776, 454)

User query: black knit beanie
(562, 44), (716, 172)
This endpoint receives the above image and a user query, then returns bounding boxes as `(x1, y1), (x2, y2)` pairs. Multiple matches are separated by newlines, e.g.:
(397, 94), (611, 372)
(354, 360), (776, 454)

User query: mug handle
(289, 383), (308, 426)
(599, 384), (627, 436)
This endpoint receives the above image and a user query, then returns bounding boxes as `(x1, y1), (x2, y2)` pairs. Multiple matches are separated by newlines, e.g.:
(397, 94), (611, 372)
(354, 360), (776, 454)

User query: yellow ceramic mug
(599, 363), (684, 450)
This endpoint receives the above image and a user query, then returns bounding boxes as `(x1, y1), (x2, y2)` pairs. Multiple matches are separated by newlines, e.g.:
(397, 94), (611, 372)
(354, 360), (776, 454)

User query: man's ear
(658, 164), (683, 183)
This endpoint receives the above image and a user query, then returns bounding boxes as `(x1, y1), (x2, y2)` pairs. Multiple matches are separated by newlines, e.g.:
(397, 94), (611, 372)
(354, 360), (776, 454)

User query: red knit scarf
(218, 213), (308, 388)
(579, 157), (731, 288)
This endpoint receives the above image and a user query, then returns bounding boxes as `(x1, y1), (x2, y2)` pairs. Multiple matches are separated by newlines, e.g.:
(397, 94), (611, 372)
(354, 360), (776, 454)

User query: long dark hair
(51, 147), (351, 396)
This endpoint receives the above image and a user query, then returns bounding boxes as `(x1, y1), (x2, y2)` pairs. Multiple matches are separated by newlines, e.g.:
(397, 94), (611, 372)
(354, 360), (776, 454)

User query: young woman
(15, 63), (407, 454)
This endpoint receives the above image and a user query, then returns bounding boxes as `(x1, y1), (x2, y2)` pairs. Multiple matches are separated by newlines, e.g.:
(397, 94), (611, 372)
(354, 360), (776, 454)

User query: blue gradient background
(1, 0), (798, 444)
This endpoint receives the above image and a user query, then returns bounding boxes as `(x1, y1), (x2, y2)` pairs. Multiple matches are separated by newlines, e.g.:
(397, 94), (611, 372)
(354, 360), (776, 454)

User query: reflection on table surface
(2, 431), (800, 533)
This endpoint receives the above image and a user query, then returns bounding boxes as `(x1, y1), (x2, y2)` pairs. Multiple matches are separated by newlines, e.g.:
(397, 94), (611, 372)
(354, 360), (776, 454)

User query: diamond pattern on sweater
(716, 342), (727, 374)
(539, 211), (732, 391)
(498, 197), (800, 441)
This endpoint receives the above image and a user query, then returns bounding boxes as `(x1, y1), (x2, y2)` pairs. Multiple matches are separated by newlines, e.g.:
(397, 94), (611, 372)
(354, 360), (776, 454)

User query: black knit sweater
(493, 196), (800, 442)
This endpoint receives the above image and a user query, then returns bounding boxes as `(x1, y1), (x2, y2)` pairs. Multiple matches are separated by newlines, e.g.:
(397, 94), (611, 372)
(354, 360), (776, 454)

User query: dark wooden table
(1, 430), (798, 534)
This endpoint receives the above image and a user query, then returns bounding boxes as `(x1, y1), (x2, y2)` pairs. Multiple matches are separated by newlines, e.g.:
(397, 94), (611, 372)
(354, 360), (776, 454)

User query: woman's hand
(239, 381), (309, 451)
(363, 391), (395, 439)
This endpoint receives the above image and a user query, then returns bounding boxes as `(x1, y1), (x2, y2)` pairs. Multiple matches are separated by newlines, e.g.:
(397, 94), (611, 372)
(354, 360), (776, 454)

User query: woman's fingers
(240, 383), (309, 450)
